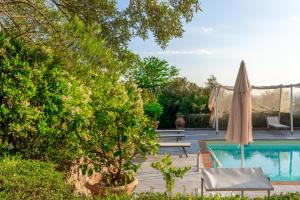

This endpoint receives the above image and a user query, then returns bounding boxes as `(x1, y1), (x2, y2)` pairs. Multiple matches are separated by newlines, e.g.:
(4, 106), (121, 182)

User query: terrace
(135, 130), (300, 198)
(3, 1), (300, 199)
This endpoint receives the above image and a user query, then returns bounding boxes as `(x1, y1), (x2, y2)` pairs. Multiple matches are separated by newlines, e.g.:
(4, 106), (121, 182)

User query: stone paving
(134, 130), (300, 198)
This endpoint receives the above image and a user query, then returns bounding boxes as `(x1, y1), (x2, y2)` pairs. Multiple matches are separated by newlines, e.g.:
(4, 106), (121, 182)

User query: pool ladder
(197, 141), (222, 171)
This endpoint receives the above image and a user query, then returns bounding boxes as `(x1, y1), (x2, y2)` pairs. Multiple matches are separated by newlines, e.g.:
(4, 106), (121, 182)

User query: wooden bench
(156, 129), (184, 134)
(156, 129), (185, 141)
(159, 134), (185, 141)
(158, 142), (191, 158)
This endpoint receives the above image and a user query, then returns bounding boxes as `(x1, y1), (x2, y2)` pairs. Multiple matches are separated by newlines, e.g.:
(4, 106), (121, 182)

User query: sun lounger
(158, 142), (191, 158)
(266, 116), (289, 135)
(200, 168), (274, 197)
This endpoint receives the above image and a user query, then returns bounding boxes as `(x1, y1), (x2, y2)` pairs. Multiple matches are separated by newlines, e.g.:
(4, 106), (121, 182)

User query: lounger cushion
(269, 124), (289, 128)
(202, 168), (273, 191)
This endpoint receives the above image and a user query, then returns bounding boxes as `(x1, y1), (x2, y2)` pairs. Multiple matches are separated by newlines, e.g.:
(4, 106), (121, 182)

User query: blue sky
(120, 0), (300, 86)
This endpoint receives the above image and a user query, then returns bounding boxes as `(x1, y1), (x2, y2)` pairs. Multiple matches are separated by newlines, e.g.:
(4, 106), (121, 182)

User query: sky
(120, 0), (300, 86)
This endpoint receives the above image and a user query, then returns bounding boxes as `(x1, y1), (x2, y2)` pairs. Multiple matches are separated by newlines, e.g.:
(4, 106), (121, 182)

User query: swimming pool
(207, 140), (300, 181)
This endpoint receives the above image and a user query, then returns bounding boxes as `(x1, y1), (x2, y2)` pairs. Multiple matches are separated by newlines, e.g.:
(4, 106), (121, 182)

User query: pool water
(208, 140), (300, 181)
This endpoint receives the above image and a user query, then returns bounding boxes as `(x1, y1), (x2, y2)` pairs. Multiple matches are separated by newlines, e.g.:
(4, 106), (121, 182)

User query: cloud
(200, 26), (214, 33)
(143, 49), (214, 55)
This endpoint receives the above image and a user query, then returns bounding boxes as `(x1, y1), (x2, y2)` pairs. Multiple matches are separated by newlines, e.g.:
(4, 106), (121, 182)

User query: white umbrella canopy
(226, 60), (253, 168)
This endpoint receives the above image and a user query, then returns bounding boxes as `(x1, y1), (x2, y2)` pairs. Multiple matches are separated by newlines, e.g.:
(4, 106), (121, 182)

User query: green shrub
(0, 157), (73, 200)
(0, 34), (91, 164)
(144, 102), (164, 121)
(186, 114), (210, 128)
(81, 80), (158, 187)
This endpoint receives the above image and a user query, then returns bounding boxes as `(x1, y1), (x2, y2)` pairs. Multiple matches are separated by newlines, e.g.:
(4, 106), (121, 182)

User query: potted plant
(144, 102), (164, 129)
(81, 82), (158, 196)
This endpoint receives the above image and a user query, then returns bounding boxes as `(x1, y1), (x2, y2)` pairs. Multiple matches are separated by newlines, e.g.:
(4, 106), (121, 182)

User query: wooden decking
(134, 129), (300, 198)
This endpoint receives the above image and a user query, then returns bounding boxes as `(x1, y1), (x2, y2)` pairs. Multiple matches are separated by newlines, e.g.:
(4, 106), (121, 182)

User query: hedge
(0, 156), (73, 200)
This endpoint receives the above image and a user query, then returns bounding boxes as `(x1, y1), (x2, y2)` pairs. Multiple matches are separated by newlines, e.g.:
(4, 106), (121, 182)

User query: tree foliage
(0, 34), (91, 162)
(82, 79), (158, 186)
(0, 34), (158, 186)
(205, 75), (219, 92)
(0, 0), (201, 49)
(158, 77), (210, 128)
(144, 102), (164, 121)
(133, 56), (179, 94)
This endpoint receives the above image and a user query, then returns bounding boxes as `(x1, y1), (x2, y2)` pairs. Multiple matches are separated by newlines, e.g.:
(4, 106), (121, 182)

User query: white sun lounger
(201, 168), (274, 197)
(266, 116), (289, 135)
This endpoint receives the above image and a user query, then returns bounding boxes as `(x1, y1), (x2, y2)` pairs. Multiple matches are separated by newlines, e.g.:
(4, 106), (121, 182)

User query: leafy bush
(81, 78), (158, 186)
(0, 157), (72, 199)
(0, 34), (91, 164)
(144, 102), (164, 121)
(186, 114), (210, 128)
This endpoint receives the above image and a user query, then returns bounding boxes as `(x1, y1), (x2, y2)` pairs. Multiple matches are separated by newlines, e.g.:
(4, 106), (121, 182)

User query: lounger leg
(201, 178), (204, 196)
(267, 177), (271, 198)
(197, 152), (200, 172)
(182, 147), (188, 158)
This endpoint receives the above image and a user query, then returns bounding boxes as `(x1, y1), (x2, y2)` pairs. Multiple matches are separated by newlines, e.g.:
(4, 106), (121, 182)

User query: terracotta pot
(175, 115), (185, 129)
(85, 178), (138, 197)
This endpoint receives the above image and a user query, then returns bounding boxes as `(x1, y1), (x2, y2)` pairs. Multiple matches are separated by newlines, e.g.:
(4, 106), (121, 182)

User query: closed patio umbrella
(226, 60), (253, 168)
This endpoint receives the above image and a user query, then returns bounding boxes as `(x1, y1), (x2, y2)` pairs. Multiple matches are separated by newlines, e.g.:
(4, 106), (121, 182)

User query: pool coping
(200, 140), (300, 185)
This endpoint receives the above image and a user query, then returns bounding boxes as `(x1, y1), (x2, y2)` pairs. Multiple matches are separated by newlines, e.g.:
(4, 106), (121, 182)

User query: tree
(0, 1), (201, 84)
(0, 0), (201, 49)
(158, 77), (209, 128)
(133, 56), (179, 94)
(205, 75), (219, 91)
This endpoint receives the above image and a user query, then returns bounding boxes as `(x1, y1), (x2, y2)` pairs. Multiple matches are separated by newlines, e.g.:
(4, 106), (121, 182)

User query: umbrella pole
(241, 144), (244, 168)
(241, 145), (245, 198)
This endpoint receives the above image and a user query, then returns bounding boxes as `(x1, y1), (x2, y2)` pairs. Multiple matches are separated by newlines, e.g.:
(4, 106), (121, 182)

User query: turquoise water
(208, 140), (300, 181)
